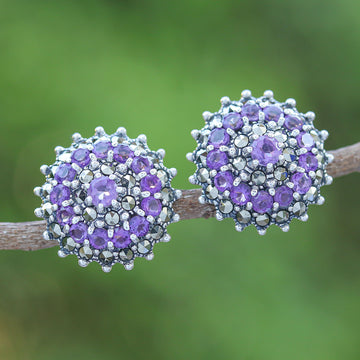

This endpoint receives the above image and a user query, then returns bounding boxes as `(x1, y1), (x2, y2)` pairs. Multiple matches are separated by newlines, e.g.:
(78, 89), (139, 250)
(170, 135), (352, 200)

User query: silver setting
(35, 127), (181, 272)
(188, 90), (331, 234)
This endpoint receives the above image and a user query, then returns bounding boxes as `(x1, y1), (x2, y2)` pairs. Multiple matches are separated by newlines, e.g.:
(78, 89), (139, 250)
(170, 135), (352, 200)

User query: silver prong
(116, 127), (127, 136)
(146, 253), (154, 261)
(317, 196), (325, 205)
(40, 165), (49, 175)
(325, 175), (333, 185)
(95, 126), (105, 136)
(202, 111), (213, 121)
(220, 96), (231, 106)
(327, 153), (334, 163)
(33, 187), (42, 197)
(241, 89), (252, 99)
(58, 250), (68, 258)
(72, 132), (82, 142)
(258, 229), (266, 235)
(157, 148), (166, 159)
(137, 134), (147, 143)
(124, 262), (134, 271)
(305, 111), (316, 121)
(78, 259), (89, 268)
(54, 146), (64, 155)
(102, 265), (112, 273)
(169, 168), (177, 177)
(320, 130), (329, 140)
(263, 90), (273, 98)
(191, 129), (200, 140)
(285, 98), (296, 107)
(186, 152), (193, 161)
(34, 208), (43, 218)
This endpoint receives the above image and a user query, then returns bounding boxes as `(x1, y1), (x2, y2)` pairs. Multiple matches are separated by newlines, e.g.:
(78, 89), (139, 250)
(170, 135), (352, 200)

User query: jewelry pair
(34, 90), (333, 272)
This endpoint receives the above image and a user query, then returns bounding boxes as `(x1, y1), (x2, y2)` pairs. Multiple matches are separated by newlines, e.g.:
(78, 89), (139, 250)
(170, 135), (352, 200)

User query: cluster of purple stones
(35, 127), (180, 271)
(188, 90), (332, 234)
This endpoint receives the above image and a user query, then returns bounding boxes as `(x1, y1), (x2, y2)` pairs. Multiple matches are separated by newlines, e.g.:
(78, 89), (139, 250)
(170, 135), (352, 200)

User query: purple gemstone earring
(187, 90), (333, 234)
(34, 127), (181, 272)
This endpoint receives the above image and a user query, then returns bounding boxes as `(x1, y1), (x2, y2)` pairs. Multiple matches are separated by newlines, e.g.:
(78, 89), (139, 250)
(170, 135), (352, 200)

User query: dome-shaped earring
(34, 127), (181, 272)
(187, 90), (333, 234)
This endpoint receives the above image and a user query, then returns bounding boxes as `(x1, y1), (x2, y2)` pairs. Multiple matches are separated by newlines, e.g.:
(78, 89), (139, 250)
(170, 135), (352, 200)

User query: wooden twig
(0, 142), (359, 251)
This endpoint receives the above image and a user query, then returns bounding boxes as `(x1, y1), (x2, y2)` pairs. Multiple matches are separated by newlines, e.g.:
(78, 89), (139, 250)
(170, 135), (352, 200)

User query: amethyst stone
(55, 164), (76, 183)
(206, 150), (228, 170)
(299, 153), (318, 172)
(230, 183), (251, 205)
(284, 115), (303, 131)
(223, 113), (243, 131)
(50, 185), (71, 206)
(274, 186), (293, 208)
(251, 136), (281, 166)
(113, 145), (134, 163)
(241, 103), (260, 122)
(88, 177), (118, 207)
(131, 156), (153, 174)
(57, 206), (74, 225)
(140, 175), (162, 194)
(214, 171), (233, 192)
(297, 132), (314, 150)
(69, 222), (88, 244)
(263, 105), (282, 122)
(71, 148), (91, 167)
(291, 173), (312, 194)
(89, 228), (108, 250)
(129, 216), (150, 237)
(93, 141), (112, 159)
(141, 197), (162, 216)
(112, 228), (131, 249)
(208, 128), (230, 148)
(252, 191), (273, 214)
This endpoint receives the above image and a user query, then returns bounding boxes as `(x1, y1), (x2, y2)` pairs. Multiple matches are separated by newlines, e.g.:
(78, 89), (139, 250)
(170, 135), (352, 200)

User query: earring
(34, 127), (181, 272)
(187, 90), (333, 234)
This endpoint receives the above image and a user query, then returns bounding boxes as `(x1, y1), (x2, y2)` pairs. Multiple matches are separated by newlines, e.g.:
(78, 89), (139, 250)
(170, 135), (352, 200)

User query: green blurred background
(0, 0), (359, 359)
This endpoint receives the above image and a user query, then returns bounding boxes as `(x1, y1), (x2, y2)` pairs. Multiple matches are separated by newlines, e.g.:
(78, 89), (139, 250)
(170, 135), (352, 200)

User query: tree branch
(1, 142), (359, 251)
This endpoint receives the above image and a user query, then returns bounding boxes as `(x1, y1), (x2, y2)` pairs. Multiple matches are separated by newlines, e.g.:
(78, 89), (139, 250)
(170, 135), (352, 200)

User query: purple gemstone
(112, 227), (131, 249)
(241, 103), (260, 122)
(274, 186), (293, 208)
(89, 228), (108, 250)
(55, 164), (76, 183)
(129, 216), (150, 237)
(297, 132), (314, 150)
(131, 156), (153, 174)
(214, 171), (233, 192)
(88, 176), (117, 207)
(50, 185), (71, 206)
(113, 145), (134, 163)
(71, 148), (91, 167)
(284, 115), (303, 130)
(298, 152), (318, 172)
(252, 191), (273, 214)
(140, 175), (162, 194)
(251, 136), (281, 166)
(263, 105), (282, 122)
(291, 172), (312, 194)
(57, 206), (74, 225)
(208, 128), (230, 148)
(230, 183), (251, 205)
(206, 150), (228, 170)
(141, 197), (162, 217)
(223, 113), (243, 131)
(69, 222), (88, 244)
(93, 141), (112, 159)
